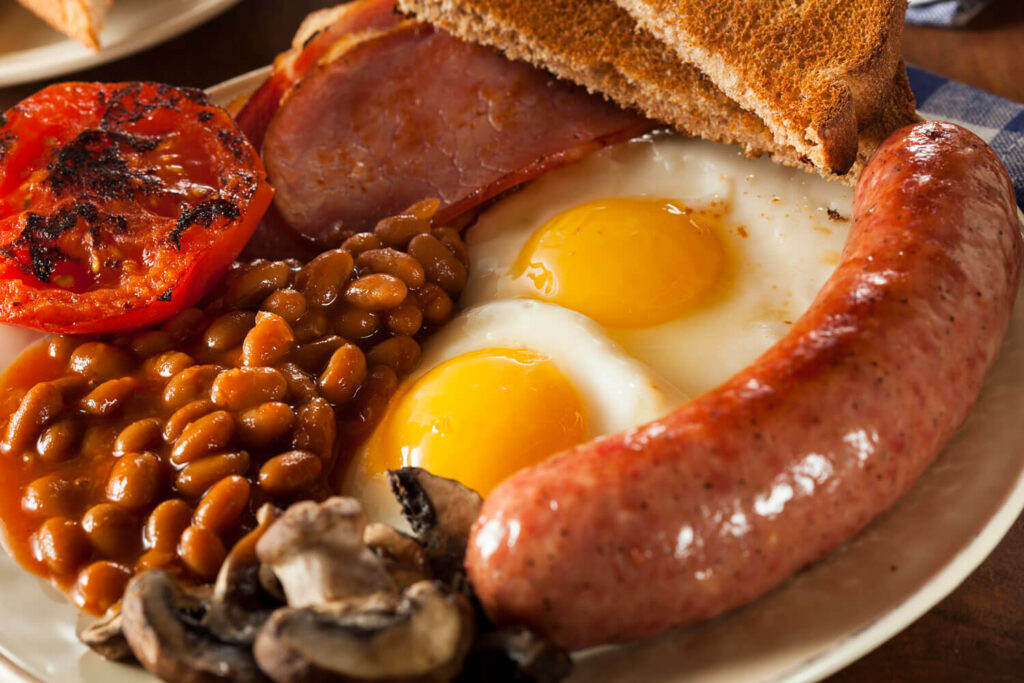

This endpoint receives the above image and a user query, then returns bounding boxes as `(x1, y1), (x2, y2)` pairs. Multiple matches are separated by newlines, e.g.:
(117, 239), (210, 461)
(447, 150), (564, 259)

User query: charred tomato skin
(0, 81), (273, 334)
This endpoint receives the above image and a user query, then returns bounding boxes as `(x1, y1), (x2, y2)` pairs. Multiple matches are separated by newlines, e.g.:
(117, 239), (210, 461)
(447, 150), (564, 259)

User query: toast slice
(396, 0), (917, 183)
(614, 0), (907, 173)
(15, 0), (112, 50)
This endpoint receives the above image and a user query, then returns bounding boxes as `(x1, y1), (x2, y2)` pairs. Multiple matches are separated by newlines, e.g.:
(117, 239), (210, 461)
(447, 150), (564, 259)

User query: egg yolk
(362, 348), (587, 496)
(513, 198), (725, 328)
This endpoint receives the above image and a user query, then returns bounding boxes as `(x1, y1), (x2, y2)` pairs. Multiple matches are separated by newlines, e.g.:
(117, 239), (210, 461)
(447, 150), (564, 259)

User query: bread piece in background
(15, 0), (112, 50)
(614, 0), (907, 173)
(397, 0), (917, 184)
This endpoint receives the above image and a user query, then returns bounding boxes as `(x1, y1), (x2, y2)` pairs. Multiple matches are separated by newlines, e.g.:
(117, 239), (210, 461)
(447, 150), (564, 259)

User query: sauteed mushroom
(387, 469), (482, 583)
(460, 626), (574, 683)
(254, 580), (474, 683)
(120, 570), (267, 683)
(364, 521), (432, 589)
(255, 497), (397, 607)
(79, 609), (133, 662)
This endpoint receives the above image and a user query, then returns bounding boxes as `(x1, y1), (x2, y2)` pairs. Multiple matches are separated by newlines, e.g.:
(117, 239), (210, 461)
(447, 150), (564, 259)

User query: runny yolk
(362, 348), (587, 496)
(513, 198), (726, 328)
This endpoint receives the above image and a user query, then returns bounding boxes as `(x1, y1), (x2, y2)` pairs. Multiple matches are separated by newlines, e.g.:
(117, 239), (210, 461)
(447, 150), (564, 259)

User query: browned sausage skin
(465, 122), (1023, 650)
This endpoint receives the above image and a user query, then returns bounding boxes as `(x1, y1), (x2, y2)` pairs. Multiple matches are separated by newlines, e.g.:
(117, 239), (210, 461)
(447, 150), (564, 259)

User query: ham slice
(261, 20), (653, 244)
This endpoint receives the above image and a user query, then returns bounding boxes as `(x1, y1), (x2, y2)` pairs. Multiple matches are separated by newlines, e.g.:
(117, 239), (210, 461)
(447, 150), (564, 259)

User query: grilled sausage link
(465, 121), (1023, 649)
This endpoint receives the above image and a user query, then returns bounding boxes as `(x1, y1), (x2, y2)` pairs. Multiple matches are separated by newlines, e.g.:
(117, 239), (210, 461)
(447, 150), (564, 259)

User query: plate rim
(0, 0), (243, 88)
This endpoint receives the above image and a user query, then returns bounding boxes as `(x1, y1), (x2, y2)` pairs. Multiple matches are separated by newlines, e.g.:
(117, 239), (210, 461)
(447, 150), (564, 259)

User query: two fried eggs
(343, 134), (853, 521)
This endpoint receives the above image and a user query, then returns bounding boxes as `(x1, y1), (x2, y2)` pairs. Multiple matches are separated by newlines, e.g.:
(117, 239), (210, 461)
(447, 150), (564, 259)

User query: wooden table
(1, 0), (1023, 680)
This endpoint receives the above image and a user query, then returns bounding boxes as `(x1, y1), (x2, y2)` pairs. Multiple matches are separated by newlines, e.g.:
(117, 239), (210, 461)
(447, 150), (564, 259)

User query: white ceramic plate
(0, 69), (1021, 683)
(0, 0), (242, 87)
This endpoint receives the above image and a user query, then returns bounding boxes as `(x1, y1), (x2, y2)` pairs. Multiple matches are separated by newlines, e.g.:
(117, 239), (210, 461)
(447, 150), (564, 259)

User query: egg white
(462, 133), (854, 397)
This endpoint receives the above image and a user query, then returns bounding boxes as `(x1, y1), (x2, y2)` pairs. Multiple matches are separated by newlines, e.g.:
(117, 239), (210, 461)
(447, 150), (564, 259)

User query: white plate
(0, 0), (242, 87)
(0, 69), (1022, 683)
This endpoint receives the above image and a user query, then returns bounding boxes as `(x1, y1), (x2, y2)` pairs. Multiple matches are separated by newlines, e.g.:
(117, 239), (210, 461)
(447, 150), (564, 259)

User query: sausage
(465, 121), (1023, 649)
(262, 21), (653, 243)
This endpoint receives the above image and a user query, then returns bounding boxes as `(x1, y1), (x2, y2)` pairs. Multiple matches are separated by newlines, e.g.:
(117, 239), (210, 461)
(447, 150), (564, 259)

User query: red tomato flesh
(0, 82), (273, 334)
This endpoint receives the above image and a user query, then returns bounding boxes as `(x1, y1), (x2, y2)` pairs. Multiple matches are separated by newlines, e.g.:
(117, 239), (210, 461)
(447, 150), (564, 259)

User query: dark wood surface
(1, 0), (1023, 680)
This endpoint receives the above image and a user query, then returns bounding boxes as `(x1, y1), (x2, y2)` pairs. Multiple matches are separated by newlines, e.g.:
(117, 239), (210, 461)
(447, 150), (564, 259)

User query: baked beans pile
(0, 200), (468, 613)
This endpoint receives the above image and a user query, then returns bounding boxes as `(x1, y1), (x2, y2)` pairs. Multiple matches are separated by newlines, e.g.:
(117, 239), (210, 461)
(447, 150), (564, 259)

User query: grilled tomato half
(0, 82), (273, 333)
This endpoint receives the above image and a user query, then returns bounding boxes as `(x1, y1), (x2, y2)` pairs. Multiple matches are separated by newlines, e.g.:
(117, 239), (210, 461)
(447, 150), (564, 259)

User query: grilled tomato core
(0, 82), (273, 334)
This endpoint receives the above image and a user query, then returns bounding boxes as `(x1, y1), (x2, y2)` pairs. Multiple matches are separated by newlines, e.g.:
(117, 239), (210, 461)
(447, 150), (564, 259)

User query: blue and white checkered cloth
(909, 64), (1024, 208)
(906, 0), (991, 26)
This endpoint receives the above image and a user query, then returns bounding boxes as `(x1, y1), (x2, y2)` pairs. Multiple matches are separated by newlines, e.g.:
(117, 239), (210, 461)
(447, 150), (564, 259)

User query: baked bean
(239, 402), (295, 447)
(414, 283), (454, 326)
(49, 374), (89, 400)
(240, 312), (295, 368)
(81, 503), (138, 559)
(76, 561), (131, 613)
(47, 335), (79, 363)
(143, 351), (194, 380)
(175, 451), (250, 499)
(2, 382), (63, 454)
(374, 213), (431, 249)
(431, 226), (469, 267)
(129, 330), (175, 359)
(194, 476), (250, 535)
(211, 367), (287, 410)
(160, 307), (205, 341)
(341, 232), (381, 255)
(136, 550), (176, 571)
(405, 197), (441, 221)
(297, 249), (354, 307)
(291, 335), (346, 373)
(114, 418), (162, 456)
(356, 248), (426, 288)
(319, 344), (367, 404)
(366, 335), (421, 374)
(258, 450), (322, 497)
(35, 517), (89, 575)
(353, 365), (400, 429)
(261, 289), (307, 324)
(292, 398), (336, 461)
(225, 260), (293, 309)
(80, 377), (137, 416)
(203, 311), (257, 353)
(162, 364), (222, 410)
(344, 273), (408, 311)
(106, 452), (161, 509)
(291, 309), (330, 343)
(22, 474), (86, 517)
(179, 525), (226, 580)
(276, 363), (319, 402)
(408, 233), (467, 295)
(386, 300), (423, 336)
(145, 499), (192, 552)
(37, 418), (81, 463)
(163, 399), (215, 442)
(68, 343), (133, 382)
(170, 410), (235, 465)
(334, 307), (381, 341)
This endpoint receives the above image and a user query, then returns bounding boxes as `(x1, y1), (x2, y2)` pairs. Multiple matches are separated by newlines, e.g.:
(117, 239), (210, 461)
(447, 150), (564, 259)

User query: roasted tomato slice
(0, 82), (273, 334)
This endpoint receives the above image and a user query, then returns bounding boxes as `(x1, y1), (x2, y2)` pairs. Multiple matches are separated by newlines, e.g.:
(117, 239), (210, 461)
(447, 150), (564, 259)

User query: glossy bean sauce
(0, 202), (466, 613)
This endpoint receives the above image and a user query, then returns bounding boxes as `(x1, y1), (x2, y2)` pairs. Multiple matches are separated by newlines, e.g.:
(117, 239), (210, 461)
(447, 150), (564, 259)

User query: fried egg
(344, 133), (854, 518)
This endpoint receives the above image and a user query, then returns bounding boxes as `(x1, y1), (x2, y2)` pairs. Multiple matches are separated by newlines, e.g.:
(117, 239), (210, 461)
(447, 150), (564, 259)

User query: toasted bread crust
(614, 0), (907, 173)
(15, 0), (111, 50)
(397, 0), (916, 184)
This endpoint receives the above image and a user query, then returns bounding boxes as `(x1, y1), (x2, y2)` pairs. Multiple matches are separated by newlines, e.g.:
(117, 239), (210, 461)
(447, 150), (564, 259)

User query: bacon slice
(262, 20), (653, 244)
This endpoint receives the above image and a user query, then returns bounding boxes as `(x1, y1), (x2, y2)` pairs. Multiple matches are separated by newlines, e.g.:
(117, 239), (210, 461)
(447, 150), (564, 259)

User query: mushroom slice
(364, 522), (432, 589)
(461, 626), (573, 683)
(121, 570), (267, 683)
(79, 609), (134, 662)
(387, 469), (482, 583)
(204, 504), (284, 645)
(254, 581), (473, 683)
(256, 497), (398, 608)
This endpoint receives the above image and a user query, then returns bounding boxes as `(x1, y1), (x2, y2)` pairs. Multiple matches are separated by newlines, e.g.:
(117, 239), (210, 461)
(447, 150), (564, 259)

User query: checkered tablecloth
(906, 0), (992, 26)
(908, 64), (1024, 208)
